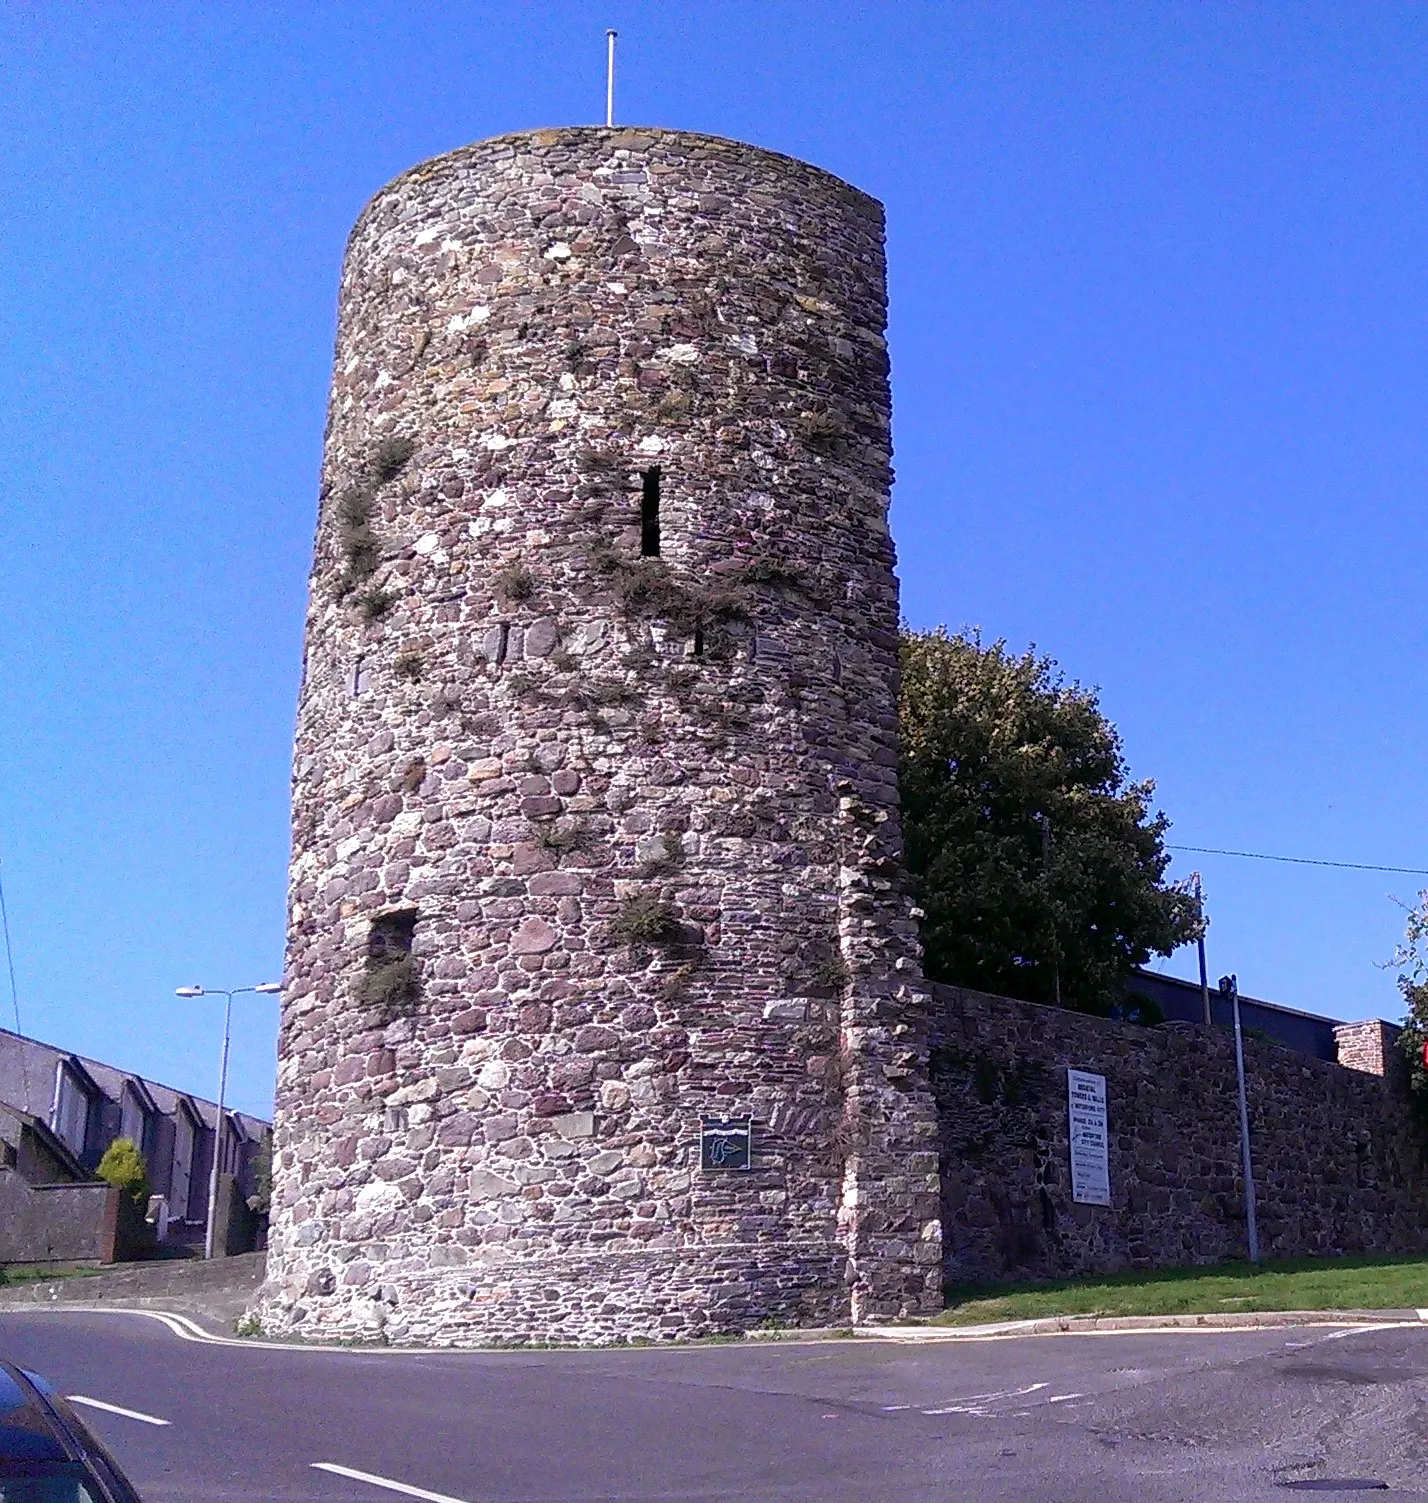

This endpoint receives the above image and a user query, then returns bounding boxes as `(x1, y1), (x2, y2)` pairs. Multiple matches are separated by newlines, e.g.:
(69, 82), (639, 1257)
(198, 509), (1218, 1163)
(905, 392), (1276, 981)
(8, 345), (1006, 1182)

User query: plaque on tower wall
(1067, 1069), (1111, 1206)
(700, 1119), (752, 1172)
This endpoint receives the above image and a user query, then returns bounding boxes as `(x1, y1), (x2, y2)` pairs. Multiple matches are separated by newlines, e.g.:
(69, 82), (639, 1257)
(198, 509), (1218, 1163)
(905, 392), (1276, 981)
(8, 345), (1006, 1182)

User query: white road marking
(311, 1462), (471, 1502)
(1416, 1309), (1428, 1321)
(66, 1395), (170, 1427)
(923, 1382), (1048, 1415)
(1046, 1393), (1085, 1404)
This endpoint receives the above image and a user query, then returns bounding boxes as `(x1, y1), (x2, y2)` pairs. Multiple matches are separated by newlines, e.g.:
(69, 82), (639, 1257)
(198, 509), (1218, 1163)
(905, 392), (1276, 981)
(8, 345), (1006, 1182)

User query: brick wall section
(259, 127), (941, 1346)
(933, 985), (1428, 1285)
(1334, 1019), (1396, 1078)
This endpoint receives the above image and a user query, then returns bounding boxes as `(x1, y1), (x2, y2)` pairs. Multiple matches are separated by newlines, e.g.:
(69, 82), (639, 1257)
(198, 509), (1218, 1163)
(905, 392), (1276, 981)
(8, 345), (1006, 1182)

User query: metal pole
(1036, 814), (1061, 1008)
(1222, 973), (1260, 1263)
(204, 990), (233, 1261)
(605, 30), (617, 127)
(1195, 873), (1212, 1027)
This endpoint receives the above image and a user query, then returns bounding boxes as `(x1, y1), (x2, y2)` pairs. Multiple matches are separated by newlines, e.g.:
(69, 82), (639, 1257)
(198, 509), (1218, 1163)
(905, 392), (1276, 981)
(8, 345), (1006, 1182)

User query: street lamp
(175, 982), (281, 1259)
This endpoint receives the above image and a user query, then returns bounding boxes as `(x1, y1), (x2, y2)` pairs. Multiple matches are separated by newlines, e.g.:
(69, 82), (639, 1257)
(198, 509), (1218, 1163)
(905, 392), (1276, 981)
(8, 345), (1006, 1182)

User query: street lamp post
(175, 982), (281, 1259)
(1218, 972), (1260, 1264)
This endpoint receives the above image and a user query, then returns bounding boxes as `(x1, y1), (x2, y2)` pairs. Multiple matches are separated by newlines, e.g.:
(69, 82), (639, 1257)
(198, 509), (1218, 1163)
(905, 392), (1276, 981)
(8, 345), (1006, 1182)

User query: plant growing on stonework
(360, 589), (394, 622)
(370, 435), (415, 485)
(495, 563), (537, 604)
(740, 558), (806, 591)
(358, 952), (420, 1015)
(899, 627), (1200, 1016)
(336, 484), (381, 585)
(810, 954), (850, 993)
(394, 651), (424, 682)
(611, 894), (684, 948)
(96, 1137), (151, 1208)
(795, 409), (844, 454)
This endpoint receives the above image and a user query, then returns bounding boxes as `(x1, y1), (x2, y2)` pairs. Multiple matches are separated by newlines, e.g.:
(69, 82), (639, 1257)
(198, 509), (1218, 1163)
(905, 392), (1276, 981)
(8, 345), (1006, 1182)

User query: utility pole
(1220, 973), (1260, 1263)
(605, 30), (617, 127)
(1035, 813), (1061, 1008)
(1194, 872), (1212, 1027)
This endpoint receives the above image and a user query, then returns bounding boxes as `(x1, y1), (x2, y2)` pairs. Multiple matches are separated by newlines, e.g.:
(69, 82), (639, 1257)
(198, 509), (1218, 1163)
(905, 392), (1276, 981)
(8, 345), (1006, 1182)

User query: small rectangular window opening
(369, 909), (418, 964)
(640, 467), (661, 557)
(495, 622), (511, 667)
(692, 622), (705, 657)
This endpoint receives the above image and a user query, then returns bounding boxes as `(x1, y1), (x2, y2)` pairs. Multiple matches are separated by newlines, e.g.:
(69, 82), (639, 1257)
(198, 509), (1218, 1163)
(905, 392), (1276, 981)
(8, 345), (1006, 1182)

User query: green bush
(96, 1137), (151, 1207)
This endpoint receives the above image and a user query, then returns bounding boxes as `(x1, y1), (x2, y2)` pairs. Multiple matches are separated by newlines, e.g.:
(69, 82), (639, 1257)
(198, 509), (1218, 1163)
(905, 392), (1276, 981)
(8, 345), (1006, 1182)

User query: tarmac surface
(3, 1305), (1428, 1500)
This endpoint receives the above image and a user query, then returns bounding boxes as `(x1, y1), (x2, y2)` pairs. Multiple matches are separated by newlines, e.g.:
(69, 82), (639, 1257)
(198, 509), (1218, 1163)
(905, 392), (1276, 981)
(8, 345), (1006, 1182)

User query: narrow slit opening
(640, 467), (661, 557)
(495, 622), (510, 667)
(692, 623), (705, 657)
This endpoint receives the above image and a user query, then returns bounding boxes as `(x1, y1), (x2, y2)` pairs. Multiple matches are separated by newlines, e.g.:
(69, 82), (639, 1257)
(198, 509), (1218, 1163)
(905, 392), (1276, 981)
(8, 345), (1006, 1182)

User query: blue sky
(2, 2), (1426, 1118)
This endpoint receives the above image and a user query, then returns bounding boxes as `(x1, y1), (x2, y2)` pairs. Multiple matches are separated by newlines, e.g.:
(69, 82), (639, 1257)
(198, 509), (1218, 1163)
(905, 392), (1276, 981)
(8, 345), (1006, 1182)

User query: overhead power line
(1168, 844), (1428, 878)
(0, 857), (20, 1034)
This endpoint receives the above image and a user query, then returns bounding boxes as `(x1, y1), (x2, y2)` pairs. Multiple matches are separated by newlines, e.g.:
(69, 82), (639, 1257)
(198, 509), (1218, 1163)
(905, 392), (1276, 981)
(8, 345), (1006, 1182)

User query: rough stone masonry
(257, 127), (943, 1345)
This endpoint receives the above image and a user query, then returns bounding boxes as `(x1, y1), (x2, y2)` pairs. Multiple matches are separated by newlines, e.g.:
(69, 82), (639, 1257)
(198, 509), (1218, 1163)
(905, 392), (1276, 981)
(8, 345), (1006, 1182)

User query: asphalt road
(2, 1311), (1427, 1502)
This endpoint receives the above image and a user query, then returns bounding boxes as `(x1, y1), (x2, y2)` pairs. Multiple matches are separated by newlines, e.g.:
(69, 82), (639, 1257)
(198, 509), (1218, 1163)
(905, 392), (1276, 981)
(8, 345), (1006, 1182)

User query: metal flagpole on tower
(606, 30), (617, 127)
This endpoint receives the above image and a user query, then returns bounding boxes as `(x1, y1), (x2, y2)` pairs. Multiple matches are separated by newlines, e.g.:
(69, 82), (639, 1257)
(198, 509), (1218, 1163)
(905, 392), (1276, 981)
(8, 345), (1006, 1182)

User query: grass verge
(936, 1252), (1428, 1325)
(0, 1264), (109, 1290)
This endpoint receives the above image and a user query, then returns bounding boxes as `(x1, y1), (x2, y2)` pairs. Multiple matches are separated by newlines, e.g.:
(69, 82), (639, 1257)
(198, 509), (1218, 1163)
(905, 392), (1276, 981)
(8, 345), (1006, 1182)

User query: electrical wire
(1168, 844), (1428, 878)
(0, 856), (21, 1034)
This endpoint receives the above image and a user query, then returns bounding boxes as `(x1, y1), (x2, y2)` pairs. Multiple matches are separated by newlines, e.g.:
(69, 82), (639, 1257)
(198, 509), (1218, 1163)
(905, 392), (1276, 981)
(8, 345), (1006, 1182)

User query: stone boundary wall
(932, 985), (1428, 1285)
(0, 1172), (119, 1266)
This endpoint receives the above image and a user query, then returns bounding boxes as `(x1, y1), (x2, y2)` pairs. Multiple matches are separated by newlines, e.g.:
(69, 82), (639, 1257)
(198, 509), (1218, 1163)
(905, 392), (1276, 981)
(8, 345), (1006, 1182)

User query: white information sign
(1067, 1068), (1111, 1206)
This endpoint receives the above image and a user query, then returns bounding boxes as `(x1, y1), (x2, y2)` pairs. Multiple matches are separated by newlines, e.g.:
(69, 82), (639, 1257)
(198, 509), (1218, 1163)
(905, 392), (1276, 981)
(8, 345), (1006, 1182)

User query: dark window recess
(640, 467), (661, 556)
(495, 622), (511, 667)
(368, 909), (418, 964)
(692, 622), (705, 657)
(830, 651), (842, 684)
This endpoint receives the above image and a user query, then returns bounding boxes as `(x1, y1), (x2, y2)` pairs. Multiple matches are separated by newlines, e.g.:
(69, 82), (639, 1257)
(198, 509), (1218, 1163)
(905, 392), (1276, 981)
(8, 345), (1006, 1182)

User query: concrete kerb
(851, 1308), (1428, 1342)
(3, 1302), (1427, 1355)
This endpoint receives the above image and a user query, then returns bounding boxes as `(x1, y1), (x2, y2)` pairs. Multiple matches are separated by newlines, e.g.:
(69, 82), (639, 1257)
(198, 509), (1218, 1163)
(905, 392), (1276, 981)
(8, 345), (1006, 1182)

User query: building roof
(0, 1026), (269, 1136)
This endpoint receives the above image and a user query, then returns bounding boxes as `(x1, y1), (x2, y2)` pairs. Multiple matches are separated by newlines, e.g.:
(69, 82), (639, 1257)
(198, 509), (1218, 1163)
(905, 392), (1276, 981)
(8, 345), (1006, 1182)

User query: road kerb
(854, 1308), (1428, 1342)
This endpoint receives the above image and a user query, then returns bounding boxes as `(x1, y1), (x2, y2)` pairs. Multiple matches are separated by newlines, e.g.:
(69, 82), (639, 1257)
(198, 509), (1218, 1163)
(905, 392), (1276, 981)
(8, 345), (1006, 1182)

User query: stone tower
(260, 127), (941, 1345)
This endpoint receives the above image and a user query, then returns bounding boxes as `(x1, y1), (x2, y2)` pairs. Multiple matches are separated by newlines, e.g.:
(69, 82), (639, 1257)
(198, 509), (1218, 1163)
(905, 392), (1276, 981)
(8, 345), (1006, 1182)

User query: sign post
(1067, 1069), (1111, 1206)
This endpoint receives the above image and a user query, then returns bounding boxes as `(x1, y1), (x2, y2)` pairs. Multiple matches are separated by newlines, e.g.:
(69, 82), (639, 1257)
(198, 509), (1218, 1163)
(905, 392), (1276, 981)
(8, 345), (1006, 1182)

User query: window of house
(171, 1107), (195, 1221)
(51, 1065), (91, 1159)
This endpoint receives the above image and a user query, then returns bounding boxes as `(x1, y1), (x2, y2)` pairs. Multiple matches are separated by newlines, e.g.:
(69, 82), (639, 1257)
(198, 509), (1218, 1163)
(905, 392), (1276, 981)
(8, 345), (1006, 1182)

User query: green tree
(95, 1137), (151, 1207)
(1390, 891), (1428, 1102)
(899, 627), (1200, 1013)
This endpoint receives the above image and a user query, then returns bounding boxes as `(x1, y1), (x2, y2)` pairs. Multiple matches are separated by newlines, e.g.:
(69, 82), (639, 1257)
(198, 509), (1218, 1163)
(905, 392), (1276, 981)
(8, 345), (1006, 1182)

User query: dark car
(0, 1361), (143, 1502)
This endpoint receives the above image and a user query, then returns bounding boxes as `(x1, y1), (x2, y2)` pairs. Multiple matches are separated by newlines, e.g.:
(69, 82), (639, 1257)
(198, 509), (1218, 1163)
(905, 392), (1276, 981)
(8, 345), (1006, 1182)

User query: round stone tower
(260, 127), (942, 1345)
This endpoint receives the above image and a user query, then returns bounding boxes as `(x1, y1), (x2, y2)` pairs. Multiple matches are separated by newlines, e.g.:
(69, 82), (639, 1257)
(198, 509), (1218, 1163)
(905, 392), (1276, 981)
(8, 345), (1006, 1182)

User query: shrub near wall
(933, 984), (1428, 1286)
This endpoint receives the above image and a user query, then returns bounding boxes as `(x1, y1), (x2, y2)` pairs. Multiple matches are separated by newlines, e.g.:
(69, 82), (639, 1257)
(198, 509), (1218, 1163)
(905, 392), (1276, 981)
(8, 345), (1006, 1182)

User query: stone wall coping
(933, 981), (1398, 1076)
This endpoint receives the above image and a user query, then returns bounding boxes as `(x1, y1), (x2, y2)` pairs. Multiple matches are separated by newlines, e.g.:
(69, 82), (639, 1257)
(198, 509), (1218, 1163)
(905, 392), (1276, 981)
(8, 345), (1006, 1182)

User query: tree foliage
(1390, 892), (1428, 1103)
(899, 627), (1200, 1013)
(95, 1136), (151, 1207)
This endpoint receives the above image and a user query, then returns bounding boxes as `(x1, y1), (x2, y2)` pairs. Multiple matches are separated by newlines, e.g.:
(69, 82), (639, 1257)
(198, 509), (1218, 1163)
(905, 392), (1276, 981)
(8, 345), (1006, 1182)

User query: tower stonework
(260, 127), (942, 1345)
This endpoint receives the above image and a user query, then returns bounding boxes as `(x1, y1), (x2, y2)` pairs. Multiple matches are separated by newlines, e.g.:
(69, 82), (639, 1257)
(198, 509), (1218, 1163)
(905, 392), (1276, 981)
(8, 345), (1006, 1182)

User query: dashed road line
(67, 1395), (170, 1427)
(311, 1462), (471, 1502)
(1046, 1393), (1085, 1404)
